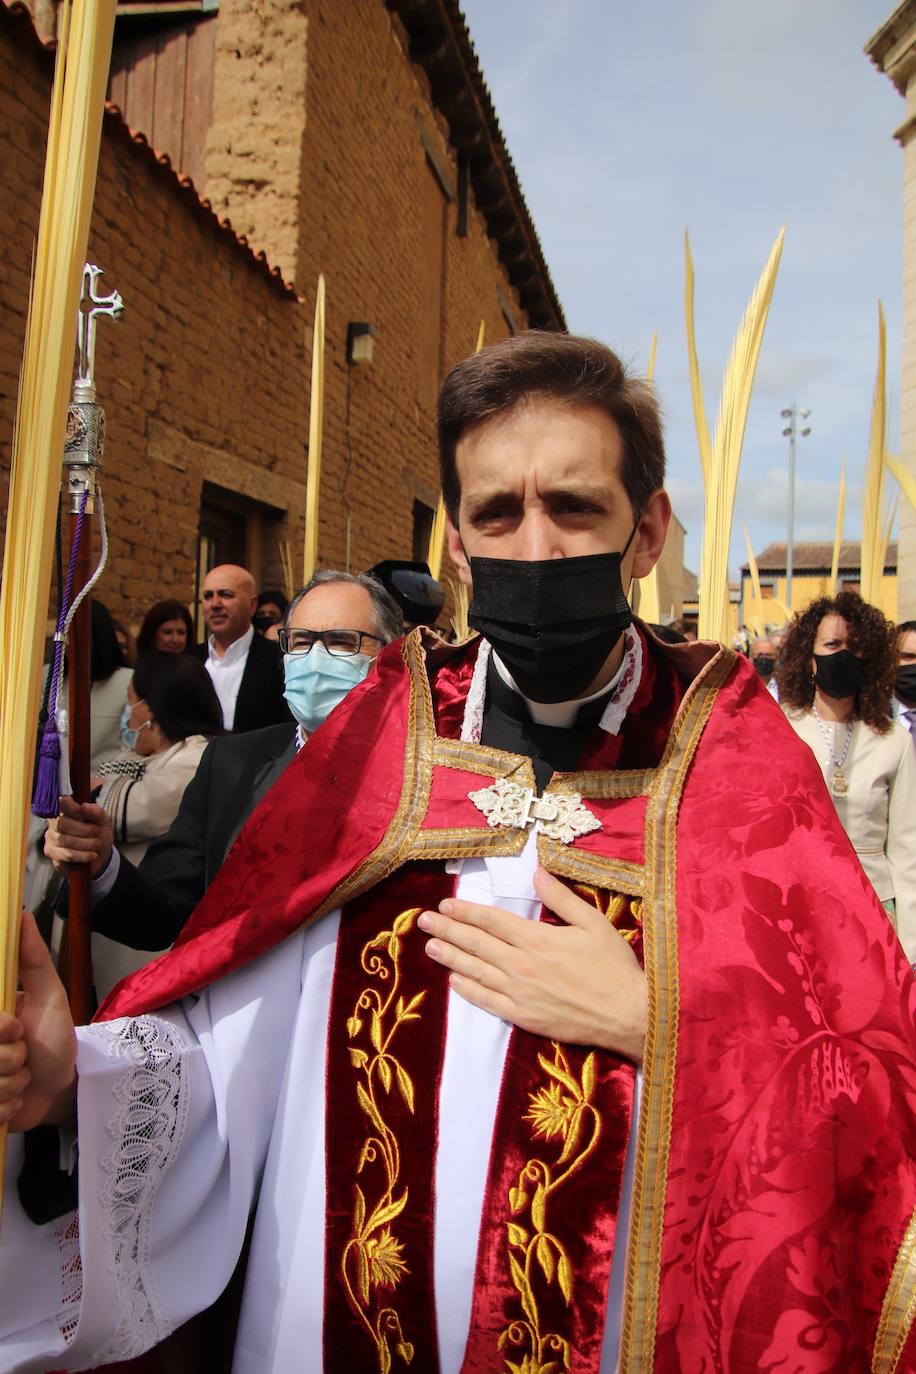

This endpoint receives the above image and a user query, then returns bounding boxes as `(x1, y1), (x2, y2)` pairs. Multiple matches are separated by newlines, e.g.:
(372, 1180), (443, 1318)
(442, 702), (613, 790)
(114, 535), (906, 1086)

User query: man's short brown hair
(436, 331), (665, 521)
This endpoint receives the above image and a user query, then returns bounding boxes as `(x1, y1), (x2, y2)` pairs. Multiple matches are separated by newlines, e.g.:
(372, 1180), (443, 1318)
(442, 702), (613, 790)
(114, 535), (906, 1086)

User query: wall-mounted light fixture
(346, 322), (376, 365)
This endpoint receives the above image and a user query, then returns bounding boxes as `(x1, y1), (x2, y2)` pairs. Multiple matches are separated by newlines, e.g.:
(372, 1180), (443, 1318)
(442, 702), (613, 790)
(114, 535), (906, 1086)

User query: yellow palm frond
(829, 459), (846, 595)
(684, 232), (713, 491)
(859, 304), (886, 606)
(445, 575), (471, 642)
(427, 498), (448, 581)
(646, 331), (658, 385)
(742, 524), (764, 638)
(878, 492), (898, 617)
(698, 229), (786, 644)
(302, 273), (326, 584)
(278, 540), (295, 603)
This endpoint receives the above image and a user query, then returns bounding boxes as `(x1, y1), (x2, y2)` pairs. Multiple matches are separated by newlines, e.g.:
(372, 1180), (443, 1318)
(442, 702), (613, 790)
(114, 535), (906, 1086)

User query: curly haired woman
(777, 589), (916, 961)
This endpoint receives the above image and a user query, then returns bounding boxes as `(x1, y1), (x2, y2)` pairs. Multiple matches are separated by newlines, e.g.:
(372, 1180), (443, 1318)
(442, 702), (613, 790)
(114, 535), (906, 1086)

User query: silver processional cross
(65, 264), (124, 512)
(74, 263), (123, 403)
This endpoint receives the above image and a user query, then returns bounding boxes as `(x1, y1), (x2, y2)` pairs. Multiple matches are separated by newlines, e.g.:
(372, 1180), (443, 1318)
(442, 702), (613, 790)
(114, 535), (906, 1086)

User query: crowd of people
(1, 331), (914, 1373)
(34, 563), (406, 995)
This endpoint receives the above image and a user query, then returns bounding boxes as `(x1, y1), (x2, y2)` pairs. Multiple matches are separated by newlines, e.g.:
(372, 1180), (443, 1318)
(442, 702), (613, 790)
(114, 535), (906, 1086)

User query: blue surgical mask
(120, 700), (149, 751)
(283, 643), (372, 734)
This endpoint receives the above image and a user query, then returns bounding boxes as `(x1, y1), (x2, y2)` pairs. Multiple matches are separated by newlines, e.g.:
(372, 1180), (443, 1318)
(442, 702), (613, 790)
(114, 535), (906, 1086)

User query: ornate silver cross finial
(74, 264), (124, 404)
(64, 264), (125, 512)
(468, 778), (601, 846)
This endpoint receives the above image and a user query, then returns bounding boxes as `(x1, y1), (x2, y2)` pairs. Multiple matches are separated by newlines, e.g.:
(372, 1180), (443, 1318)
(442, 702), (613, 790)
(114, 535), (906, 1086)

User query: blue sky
(459, 0), (904, 576)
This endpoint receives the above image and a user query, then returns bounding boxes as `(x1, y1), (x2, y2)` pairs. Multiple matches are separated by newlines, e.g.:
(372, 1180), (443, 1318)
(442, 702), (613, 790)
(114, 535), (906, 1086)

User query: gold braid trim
(872, 1205), (916, 1374)
(618, 646), (736, 1373)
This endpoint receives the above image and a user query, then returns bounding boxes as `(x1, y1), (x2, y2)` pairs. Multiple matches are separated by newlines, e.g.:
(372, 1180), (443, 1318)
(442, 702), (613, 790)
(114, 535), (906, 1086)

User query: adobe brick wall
(0, 10), (308, 631)
(1, 0), (538, 632)
(274, 0), (529, 580)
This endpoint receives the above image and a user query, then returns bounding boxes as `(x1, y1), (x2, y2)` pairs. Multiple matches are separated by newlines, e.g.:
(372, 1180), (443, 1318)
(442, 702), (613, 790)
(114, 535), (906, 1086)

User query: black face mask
(752, 655), (775, 680)
(813, 649), (865, 700)
(467, 538), (635, 704)
(896, 664), (916, 705)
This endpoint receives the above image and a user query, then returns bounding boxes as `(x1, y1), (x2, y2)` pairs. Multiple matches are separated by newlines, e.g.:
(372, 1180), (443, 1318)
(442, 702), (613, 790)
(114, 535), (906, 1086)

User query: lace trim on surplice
(54, 1015), (191, 1360)
(54, 1210), (82, 1344)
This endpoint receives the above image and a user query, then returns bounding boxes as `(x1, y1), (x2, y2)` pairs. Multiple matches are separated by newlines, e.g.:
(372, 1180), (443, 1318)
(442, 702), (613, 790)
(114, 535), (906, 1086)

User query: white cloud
(738, 467), (848, 531)
(665, 476), (705, 535)
(753, 354), (835, 398)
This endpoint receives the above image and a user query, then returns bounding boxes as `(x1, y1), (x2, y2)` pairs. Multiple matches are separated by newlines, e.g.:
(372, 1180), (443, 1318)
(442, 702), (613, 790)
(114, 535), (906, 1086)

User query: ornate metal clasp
(468, 778), (601, 845)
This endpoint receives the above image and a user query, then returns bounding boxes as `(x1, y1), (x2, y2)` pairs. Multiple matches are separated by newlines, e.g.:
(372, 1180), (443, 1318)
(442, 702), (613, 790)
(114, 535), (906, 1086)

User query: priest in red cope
(1, 333), (915, 1374)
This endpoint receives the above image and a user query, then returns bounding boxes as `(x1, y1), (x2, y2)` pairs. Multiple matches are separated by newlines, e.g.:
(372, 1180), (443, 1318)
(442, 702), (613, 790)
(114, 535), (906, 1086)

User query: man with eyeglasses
(43, 571), (402, 959)
(278, 572), (402, 739)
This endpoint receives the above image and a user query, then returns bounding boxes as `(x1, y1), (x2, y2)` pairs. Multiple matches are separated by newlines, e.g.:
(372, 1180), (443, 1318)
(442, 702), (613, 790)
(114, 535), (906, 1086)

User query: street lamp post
(780, 403), (811, 612)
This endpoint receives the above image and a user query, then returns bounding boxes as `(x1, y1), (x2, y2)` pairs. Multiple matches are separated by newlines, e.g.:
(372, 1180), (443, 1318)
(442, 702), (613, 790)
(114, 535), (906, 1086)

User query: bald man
(192, 564), (291, 733)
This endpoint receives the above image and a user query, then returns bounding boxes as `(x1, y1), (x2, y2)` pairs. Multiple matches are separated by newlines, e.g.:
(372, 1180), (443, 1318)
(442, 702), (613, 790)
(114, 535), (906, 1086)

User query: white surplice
(0, 635), (644, 1374)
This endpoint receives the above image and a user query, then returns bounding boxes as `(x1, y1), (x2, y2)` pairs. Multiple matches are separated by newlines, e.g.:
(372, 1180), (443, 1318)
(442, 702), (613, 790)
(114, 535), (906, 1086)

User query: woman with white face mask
(778, 590), (916, 962)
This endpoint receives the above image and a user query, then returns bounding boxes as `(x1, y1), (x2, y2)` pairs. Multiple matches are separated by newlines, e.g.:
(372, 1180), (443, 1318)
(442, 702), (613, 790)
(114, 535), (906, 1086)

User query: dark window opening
(412, 499), (435, 565)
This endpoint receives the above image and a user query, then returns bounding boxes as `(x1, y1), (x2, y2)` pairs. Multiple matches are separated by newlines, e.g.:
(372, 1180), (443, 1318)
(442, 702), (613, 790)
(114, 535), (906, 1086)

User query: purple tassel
(32, 720), (63, 818)
(32, 489), (89, 819)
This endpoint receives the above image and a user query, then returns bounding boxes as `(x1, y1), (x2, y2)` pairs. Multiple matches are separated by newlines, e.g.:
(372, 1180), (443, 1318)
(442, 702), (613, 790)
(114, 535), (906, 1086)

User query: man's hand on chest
(418, 867), (647, 1063)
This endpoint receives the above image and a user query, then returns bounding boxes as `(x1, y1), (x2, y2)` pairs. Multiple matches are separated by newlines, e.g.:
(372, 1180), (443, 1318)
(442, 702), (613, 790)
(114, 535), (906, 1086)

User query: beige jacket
(786, 710), (916, 960)
(41, 665), (133, 769)
(93, 735), (209, 998)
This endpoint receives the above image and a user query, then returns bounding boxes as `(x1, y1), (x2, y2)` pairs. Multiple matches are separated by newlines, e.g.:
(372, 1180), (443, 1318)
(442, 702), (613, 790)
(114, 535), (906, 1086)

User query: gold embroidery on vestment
(341, 906), (425, 1373)
(872, 1203), (916, 1373)
(496, 1041), (603, 1374)
(618, 645), (735, 1373)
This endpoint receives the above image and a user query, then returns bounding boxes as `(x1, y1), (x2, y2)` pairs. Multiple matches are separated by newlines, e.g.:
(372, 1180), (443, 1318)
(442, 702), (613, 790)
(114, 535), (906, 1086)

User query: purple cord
(32, 490), (90, 817)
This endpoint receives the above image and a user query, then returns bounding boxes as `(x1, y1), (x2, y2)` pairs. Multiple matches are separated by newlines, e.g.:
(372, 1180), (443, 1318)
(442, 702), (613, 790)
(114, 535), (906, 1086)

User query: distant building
(866, 5), (916, 617)
(740, 541), (898, 627)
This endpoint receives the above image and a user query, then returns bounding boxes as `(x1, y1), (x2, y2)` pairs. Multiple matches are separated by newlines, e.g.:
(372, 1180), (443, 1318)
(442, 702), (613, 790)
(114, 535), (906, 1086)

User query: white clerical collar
(460, 625), (643, 744)
(208, 622), (254, 665)
(492, 649), (623, 728)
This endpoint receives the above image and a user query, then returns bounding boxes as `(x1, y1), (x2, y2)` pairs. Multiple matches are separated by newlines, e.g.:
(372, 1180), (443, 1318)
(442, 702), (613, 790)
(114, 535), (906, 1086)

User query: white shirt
(893, 697), (916, 739)
(204, 624), (254, 731)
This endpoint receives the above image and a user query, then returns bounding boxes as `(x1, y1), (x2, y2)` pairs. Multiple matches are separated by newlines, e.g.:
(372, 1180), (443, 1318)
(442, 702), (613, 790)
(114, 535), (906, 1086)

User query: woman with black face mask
(776, 591), (916, 962)
(895, 620), (916, 730)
